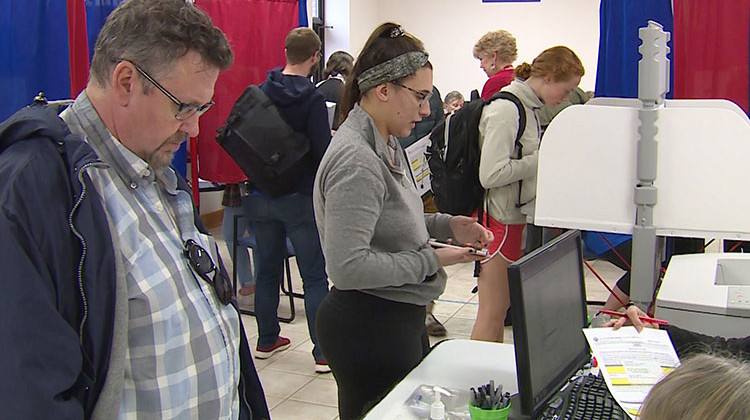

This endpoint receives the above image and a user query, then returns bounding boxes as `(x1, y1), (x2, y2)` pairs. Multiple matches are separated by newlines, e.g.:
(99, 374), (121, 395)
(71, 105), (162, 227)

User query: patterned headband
(356, 50), (429, 93)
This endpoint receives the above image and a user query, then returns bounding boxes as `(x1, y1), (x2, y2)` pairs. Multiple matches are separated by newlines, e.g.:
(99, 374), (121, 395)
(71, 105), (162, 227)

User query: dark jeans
(242, 193), (329, 361)
(316, 288), (429, 420)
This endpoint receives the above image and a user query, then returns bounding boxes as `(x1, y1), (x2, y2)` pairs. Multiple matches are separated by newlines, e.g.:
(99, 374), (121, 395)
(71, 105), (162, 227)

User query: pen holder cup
(469, 402), (511, 420)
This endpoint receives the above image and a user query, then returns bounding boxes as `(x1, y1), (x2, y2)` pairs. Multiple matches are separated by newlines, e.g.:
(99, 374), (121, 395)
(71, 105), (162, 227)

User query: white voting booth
(532, 22), (750, 337)
(536, 98), (750, 237)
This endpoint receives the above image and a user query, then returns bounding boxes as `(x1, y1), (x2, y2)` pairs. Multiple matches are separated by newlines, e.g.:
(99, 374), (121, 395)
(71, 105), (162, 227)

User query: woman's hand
(604, 305), (659, 332)
(448, 215), (494, 249)
(434, 247), (485, 267)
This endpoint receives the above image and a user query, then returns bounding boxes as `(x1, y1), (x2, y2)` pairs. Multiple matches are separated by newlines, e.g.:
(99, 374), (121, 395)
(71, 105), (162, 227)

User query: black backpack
(427, 91), (526, 216)
(216, 85), (310, 196)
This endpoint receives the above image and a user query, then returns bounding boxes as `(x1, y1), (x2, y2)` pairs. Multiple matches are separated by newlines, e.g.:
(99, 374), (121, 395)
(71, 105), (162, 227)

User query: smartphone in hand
(428, 240), (489, 257)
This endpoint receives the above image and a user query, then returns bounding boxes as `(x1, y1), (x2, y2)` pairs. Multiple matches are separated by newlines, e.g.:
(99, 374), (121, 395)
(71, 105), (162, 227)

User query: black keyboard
(540, 374), (627, 420)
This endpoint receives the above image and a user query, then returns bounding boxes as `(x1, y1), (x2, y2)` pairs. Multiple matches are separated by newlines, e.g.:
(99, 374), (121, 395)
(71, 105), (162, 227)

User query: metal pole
(631, 21), (670, 308)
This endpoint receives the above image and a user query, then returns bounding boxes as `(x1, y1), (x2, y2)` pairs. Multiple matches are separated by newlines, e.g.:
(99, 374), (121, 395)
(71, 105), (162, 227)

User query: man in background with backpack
(242, 27), (332, 373)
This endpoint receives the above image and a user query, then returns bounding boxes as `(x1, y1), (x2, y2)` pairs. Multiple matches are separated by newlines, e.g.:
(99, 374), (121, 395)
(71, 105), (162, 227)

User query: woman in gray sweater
(313, 23), (492, 420)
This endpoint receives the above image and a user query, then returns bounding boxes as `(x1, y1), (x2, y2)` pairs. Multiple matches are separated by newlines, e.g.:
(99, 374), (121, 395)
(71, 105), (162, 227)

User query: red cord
(729, 241), (744, 252)
(582, 259), (628, 308)
(596, 232), (631, 270)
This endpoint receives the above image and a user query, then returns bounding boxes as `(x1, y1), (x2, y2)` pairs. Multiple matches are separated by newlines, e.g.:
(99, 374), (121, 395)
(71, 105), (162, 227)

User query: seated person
(590, 232), (706, 311)
(602, 304), (750, 361)
(640, 353), (750, 420)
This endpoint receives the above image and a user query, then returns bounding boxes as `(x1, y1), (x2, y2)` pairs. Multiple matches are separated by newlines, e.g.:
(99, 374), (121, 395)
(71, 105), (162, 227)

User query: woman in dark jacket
(316, 50), (353, 130)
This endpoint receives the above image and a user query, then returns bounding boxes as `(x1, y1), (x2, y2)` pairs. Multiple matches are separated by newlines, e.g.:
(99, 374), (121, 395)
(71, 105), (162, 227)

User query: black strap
(485, 91), (528, 208)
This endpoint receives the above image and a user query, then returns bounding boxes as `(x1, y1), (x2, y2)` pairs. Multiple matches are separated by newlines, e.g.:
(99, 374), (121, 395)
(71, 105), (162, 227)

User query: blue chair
(231, 214), (301, 323)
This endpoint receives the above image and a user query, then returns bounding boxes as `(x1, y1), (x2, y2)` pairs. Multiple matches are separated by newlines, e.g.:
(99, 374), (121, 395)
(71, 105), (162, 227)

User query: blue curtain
(85, 1), (122, 59)
(0, 1), (71, 120)
(595, 0), (674, 98)
(0, 1), (121, 121)
(298, 0), (308, 26)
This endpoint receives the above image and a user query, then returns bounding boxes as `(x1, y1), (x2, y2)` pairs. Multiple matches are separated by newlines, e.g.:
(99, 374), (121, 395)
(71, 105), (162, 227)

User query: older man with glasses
(0, 0), (269, 418)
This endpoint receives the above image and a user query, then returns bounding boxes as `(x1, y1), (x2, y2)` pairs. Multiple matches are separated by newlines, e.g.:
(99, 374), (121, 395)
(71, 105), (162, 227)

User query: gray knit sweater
(313, 104), (454, 305)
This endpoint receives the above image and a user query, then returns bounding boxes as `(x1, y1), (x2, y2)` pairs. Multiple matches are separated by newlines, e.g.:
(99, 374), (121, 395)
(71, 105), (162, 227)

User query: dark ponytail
(339, 22), (428, 123)
(323, 50), (354, 79)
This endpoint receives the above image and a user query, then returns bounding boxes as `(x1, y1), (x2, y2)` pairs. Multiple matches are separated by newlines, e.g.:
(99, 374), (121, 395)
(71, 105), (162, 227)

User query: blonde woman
(473, 29), (518, 100)
(641, 354), (750, 420)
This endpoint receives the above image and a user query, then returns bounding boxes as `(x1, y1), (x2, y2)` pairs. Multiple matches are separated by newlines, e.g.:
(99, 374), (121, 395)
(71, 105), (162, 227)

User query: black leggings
(316, 288), (429, 419)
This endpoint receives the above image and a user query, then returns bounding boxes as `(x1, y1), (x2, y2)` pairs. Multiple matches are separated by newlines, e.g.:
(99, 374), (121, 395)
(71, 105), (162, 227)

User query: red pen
(598, 309), (669, 326)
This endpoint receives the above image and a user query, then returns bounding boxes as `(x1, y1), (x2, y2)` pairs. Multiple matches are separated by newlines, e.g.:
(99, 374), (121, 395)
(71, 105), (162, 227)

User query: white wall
(199, 190), (223, 215)
(324, 0), (381, 62)
(347, 0), (380, 59)
(325, 0), (600, 99)
(323, 0), (350, 61)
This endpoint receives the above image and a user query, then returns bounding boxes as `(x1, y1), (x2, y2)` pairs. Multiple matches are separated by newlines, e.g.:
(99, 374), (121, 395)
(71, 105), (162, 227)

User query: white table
(364, 339), (518, 419)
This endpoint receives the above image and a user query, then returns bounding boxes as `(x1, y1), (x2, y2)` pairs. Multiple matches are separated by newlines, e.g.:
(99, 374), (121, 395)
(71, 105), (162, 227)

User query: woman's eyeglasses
(183, 239), (234, 305)
(123, 59), (215, 121)
(392, 81), (433, 107)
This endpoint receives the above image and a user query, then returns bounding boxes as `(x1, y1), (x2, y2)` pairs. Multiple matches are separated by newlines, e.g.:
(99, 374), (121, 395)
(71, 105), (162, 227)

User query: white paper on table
(582, 327), (680, 419)
(403, 134), (432, 197)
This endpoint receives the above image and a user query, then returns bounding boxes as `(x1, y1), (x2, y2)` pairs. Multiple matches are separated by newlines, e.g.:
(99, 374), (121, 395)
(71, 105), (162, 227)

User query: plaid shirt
(62, 93), (240, 419)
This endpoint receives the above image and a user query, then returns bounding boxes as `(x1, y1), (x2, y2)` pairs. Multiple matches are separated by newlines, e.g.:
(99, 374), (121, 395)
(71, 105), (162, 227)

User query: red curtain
(194, 0), (299, 184)
(67, 0), (89, 98)
(673, 0), (750, 113)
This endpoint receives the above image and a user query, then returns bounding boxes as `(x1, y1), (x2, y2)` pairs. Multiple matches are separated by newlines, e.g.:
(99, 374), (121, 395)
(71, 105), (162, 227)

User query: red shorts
(472, 210), (525, 262)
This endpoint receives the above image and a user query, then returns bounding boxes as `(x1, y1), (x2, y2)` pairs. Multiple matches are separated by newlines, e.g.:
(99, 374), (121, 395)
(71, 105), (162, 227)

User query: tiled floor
(212, 227), (627, 420)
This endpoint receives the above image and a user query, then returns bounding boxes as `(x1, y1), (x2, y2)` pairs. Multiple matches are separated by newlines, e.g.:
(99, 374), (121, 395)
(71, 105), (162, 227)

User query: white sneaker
(315, 360), (331, 374)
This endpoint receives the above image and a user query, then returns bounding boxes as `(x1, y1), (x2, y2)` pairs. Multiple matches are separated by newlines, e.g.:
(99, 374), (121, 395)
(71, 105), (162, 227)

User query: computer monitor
(507, 230), (590, 419)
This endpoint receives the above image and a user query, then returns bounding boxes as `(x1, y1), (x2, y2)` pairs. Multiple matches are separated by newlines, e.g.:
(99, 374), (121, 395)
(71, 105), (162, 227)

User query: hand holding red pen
(601, 305), (666, 332)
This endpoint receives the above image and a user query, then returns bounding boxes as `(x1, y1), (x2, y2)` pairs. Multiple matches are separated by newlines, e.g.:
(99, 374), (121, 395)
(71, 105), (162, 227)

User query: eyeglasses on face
(123, 60), (215, 121)
(183, 239), (234, 305)
(392, 81), (433, 107)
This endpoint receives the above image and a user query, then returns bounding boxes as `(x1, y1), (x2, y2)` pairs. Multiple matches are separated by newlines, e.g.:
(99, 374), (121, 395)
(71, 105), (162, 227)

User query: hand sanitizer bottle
(430, 386), (445, 420)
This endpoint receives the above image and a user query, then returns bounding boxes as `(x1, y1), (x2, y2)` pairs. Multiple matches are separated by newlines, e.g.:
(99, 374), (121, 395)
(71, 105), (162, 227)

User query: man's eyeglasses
(125, 60), (215, 121)
(392, 81), (433, 107)
(183, 239), (234, 305)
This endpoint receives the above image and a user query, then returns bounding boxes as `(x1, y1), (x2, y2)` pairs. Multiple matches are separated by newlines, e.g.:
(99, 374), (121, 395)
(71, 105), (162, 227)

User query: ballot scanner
(656, 254), (750, 339)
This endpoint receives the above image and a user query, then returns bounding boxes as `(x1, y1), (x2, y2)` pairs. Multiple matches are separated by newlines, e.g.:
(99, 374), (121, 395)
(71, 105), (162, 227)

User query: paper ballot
(583, 327), (680, 419)
(403, 134), (432, 197)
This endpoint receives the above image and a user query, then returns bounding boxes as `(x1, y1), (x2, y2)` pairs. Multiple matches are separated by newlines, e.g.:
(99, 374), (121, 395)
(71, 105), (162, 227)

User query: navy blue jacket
(0, 104), (269, 419)
(261, 67), (331, 195)
(0, 104), (116, 418)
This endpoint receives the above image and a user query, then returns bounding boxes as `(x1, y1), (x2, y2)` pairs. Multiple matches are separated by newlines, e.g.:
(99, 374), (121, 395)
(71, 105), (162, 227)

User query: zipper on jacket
(69, 161), (108, 346)
(240, 374), (252, 418)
